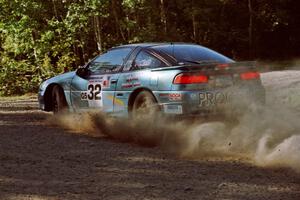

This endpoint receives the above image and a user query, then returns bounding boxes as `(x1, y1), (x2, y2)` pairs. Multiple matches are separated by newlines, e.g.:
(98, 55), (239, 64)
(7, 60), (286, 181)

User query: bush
(0, 57), (42, 95)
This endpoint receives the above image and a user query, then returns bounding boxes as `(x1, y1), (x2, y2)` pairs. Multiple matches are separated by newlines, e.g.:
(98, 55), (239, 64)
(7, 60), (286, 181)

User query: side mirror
(76, 66), (89, 78)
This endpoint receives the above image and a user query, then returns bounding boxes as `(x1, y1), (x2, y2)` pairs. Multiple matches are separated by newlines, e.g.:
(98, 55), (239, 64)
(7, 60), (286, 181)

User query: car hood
(48, 71), (76, 82)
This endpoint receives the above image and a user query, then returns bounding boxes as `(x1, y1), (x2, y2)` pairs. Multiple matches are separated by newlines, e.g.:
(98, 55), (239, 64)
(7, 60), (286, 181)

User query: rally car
(38, 43), (265, 117)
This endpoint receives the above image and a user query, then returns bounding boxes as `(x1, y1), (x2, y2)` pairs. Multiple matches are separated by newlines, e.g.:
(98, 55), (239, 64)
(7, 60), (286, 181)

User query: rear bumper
(154, 85), (265, 118)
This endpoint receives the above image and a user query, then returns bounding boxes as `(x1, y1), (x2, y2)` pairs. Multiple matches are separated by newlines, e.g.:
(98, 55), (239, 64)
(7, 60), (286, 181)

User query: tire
(52, 85), (68, 114)
(132, 91), (159, 118)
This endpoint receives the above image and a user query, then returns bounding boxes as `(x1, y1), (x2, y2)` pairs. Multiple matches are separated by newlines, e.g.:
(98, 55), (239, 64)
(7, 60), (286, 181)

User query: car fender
(39, 71), (75, 111)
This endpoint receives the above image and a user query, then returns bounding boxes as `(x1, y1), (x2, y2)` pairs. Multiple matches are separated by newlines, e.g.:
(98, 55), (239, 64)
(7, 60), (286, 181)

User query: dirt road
(1, 72), (300, 200)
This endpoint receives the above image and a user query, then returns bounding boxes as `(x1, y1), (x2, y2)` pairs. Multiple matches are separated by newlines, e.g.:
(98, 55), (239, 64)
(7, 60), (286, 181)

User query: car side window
(88, 47), (132, 73)
(132, 51), (166, 70)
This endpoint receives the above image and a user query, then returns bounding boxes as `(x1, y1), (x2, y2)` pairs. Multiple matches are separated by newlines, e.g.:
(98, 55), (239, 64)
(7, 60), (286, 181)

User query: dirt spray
(50, 71), (300, 173)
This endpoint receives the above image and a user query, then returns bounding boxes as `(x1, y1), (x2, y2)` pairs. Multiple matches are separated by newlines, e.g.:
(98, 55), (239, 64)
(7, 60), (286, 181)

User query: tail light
(173, 73), (208, 84)
(240, 72), (260, 80)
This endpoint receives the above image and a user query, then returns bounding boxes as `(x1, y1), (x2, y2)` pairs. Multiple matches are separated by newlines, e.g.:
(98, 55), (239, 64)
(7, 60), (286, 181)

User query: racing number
(87, 84), (101, 100)
(94, 84), (101, 100)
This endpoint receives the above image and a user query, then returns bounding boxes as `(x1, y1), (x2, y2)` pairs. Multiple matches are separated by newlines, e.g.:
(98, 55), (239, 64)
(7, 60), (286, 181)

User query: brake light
(173, 73), (208, 84)
(240, 72), (260, 80)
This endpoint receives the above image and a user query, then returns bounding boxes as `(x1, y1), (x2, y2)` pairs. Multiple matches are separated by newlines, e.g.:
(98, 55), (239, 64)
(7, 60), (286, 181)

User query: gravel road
(0, 71), (300, 200)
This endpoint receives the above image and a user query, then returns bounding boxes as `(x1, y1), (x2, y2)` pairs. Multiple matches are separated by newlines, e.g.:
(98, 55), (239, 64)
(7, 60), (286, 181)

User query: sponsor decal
(125, 75), (139, 82)
(159, 93), (168, 96)
(121, 83), (141, 88)
(168, 93), (182, 101)
(121, 83), (132, 88)
(164, 105), (183, 114)
(199, 92), (230, 107)
(89, 75), (104, 80)
(122, 75), (141, 88)
(102, 76), (111, 88)
(159, 93), (182, 101)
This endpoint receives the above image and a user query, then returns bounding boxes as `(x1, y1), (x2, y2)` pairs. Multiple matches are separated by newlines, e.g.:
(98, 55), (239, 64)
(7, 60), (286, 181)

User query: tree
(0, 0), (298, 95)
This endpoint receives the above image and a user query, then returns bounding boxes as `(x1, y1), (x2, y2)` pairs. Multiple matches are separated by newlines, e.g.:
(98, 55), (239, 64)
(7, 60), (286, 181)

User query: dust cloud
(50, 70), (300, 173)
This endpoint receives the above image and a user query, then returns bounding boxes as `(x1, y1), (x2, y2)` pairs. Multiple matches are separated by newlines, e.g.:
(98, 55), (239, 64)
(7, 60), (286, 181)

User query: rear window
(152, 44), (233, 64)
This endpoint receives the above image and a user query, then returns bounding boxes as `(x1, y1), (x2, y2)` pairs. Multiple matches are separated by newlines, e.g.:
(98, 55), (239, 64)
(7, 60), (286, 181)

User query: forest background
(0, 0), (299, 95)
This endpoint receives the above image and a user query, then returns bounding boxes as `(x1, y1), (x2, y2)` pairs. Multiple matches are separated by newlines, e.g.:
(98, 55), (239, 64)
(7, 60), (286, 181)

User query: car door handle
(110, 79), (118, 84)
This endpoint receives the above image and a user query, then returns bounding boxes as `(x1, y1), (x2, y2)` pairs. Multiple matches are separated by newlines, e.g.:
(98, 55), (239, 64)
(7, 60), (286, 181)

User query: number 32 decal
(87, 84), (101, 100)
(81, 83), (102, 101)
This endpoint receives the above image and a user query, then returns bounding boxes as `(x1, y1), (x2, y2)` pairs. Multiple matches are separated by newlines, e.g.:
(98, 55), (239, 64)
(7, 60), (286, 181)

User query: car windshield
(89, 47), (132, 73)
(152, 44), (233, 65)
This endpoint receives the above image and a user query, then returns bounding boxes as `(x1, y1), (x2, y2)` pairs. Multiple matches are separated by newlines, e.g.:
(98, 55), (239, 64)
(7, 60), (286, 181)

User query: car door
(70, 47), (133, 113)
(113, 49), (169, 116)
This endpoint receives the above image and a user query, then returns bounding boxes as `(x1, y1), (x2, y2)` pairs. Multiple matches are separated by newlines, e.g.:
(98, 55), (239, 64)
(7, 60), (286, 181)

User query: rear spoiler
(151, 61), (258, 74)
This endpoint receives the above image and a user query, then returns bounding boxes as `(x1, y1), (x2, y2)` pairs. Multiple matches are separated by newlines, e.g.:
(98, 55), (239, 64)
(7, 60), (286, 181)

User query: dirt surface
(1, 72), (300, 200)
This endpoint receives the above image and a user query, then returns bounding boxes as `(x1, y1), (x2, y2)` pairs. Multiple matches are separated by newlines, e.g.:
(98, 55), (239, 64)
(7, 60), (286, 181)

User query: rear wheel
(130, 91), (161, 146)
(132, 91), (159, 118)
(52, 85), (68, 114)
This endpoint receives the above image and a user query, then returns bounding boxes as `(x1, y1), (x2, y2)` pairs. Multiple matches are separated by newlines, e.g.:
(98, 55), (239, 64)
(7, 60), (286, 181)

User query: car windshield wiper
(178, 59), (219, 65)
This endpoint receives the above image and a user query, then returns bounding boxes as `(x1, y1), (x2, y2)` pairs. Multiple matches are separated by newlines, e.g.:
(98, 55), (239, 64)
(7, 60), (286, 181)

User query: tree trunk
(31, 30), (38, 61)
(248, 0), (253, 58)
(52, 0), (58, 19)
(93, 16), (102, 53)
(160, 0), (167, 35)
(191, 1), (198, 43)
(111, 0), (126, 41)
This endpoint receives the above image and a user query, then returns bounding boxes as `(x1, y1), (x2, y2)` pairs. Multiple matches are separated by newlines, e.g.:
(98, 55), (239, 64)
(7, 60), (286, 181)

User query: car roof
(113, 42), (197, 49)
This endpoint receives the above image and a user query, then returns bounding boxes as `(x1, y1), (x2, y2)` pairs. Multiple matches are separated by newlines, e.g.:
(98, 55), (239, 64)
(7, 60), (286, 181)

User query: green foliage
(0, 0), (298, 95)
(0, 56), (38, 95)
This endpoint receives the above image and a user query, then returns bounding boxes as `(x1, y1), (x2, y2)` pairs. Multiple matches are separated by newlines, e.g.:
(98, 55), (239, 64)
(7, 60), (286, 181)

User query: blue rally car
(38, 43), (265, 117)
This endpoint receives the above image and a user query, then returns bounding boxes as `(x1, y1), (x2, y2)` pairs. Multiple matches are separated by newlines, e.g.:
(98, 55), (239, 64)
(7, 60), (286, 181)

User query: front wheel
(52, 85), (68, 114)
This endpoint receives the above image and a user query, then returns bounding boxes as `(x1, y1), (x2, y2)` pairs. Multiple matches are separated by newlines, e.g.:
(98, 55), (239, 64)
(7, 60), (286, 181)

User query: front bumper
(38, 92), (46, 110)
